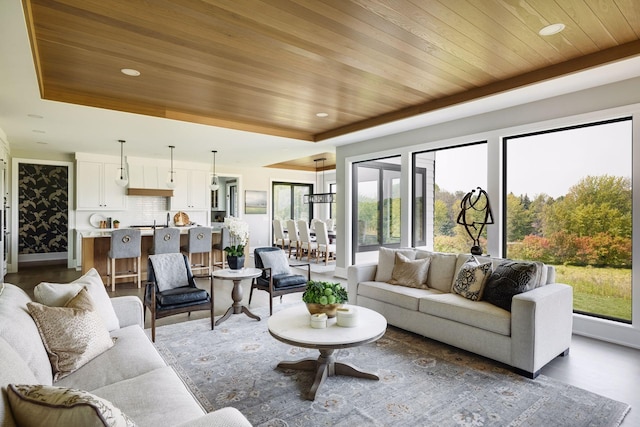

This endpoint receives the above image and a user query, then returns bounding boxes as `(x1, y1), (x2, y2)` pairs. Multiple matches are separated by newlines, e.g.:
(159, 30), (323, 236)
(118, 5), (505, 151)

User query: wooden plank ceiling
(23, 0), (640, 148)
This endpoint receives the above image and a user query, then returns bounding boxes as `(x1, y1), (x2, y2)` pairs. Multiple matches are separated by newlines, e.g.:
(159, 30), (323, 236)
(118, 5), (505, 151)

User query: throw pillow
(451, 256), (492, 301)
(34, 268), (120, 331)
(388, 253), (430, 289)
(482, 261), (541, 311)
(375, 247), (416, 282)
(7, 384), (137, 427)
(27, 288), (115, 381)
(259, 249), (292, 276)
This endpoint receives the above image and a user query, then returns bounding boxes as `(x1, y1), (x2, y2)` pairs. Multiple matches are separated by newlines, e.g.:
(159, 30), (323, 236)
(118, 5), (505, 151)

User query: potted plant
(223, 216), (249, 269)
(302, 281), (348, 318)
(113, 220), (120, 229)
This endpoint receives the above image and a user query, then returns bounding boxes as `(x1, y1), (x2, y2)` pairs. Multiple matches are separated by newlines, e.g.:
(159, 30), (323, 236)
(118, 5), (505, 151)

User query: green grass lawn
(553, 265), (631, 321)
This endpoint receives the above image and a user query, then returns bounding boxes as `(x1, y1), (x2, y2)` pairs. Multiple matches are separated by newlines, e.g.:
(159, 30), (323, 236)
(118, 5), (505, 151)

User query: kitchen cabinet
(76, 161), (127, 210)
(170, 169), (208, 210)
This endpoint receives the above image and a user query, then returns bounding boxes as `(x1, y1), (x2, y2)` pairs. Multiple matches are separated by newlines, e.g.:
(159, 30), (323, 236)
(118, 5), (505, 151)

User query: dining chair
(273, 219), (289, 249)
(314, 220), (336, 264)
(285, 219), (300, 259)
(297, 220), (317, 261)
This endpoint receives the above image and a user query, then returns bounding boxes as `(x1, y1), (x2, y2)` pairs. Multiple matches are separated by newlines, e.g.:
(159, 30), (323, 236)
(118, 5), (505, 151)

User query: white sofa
(0, 275), (252, 427)
(347, 249), (573, 378)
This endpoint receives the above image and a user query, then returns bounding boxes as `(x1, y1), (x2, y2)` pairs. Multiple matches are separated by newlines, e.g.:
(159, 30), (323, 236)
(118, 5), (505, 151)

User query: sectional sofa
(347, 248), (573, 378)
(0, 269), (251, 427)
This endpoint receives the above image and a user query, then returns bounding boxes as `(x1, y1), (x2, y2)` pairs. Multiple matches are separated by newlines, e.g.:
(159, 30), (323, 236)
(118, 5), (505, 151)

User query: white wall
(336, 76), (640, 349)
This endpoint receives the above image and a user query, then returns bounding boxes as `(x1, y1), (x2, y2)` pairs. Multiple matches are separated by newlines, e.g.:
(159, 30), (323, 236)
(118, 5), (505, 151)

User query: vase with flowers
(223, 216), (249, 270)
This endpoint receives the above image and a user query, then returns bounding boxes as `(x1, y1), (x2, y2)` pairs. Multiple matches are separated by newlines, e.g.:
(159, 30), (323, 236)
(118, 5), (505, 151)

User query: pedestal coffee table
(268, 304), (387, 400)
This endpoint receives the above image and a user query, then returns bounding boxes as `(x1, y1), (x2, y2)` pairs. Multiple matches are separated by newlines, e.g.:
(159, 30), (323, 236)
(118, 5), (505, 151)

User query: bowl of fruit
(302, 281), (348, 318)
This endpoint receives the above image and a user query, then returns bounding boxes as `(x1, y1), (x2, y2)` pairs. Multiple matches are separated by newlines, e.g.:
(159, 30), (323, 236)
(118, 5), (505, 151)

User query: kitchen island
(79, 227), (248, 283)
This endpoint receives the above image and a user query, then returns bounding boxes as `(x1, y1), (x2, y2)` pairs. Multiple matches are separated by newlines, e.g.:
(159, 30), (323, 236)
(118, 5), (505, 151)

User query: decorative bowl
(306, 303), (343, 318)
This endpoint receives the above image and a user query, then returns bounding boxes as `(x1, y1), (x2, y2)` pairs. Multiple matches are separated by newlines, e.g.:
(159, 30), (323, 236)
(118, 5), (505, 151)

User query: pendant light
(166, 145), (176, 189)
(210, 150), (220, 191)
(304, 157), (336, 203)
(114, 139), (128, 187)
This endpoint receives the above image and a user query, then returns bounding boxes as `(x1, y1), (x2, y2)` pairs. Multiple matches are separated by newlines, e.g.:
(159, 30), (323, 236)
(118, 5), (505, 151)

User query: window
(352, 158), (401, 263)
(413, 143), (488, 253)
(272, 182), (312, 223)
(504, 118), (632, 322)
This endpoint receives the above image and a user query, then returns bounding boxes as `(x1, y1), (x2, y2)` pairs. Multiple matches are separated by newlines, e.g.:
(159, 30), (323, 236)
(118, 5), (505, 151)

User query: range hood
(127, 188), (174, 197)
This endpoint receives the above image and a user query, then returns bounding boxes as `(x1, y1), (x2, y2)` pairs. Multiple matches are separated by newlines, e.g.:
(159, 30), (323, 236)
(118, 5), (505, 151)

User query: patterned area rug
(152, 306), (630, 427)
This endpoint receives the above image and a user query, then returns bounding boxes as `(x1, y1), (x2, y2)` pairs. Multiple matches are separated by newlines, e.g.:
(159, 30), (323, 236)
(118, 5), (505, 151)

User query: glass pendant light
(210, 150), (220, 191)
(114, 139), (128, 187)
(166, 145), (176, 189)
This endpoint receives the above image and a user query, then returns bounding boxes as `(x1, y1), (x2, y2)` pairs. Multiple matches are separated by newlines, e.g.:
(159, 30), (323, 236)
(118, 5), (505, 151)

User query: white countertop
(79, 226), (221, 238)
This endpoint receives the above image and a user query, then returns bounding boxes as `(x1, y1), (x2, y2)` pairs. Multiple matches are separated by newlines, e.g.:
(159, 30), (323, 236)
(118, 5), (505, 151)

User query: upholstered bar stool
(212, 226), (231, 269)
(107, 228), (142, 292)
(181, 226), (213, 275)
(149, 227), (180, 255)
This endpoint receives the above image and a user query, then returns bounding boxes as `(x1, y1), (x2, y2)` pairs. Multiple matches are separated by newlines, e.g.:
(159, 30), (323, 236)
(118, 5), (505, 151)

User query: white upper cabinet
(170, 169), (208, 210)
(76, 161), (127, 210)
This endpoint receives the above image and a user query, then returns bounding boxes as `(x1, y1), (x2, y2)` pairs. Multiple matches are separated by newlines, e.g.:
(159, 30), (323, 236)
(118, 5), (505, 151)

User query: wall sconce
(166, 145), (176, 189)
(210, 150), (220, 191)
(114, 139), (128, 187)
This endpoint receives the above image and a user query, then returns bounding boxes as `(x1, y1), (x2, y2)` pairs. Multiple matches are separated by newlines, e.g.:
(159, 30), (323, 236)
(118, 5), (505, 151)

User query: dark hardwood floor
(6, 262), (637, 426)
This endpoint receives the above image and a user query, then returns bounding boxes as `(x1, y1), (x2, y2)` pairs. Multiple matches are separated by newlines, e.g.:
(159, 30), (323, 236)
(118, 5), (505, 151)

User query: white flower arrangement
(223, 216), (249, 256)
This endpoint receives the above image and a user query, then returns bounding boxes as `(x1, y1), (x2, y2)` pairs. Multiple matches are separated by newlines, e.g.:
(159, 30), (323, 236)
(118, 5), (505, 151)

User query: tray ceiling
(22, 0), (640, 145)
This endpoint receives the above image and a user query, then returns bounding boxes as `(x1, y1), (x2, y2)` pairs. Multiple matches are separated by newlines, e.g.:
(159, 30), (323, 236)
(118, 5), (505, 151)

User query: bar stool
(181, 226), (212, 275)
(212, 226), (230, 269)
(149, 227), (180, 255)
(107, 228), (142, 292)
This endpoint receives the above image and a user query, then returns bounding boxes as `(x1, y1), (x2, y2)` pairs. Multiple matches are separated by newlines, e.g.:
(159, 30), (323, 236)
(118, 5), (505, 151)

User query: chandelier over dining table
(304, 158), (336, 204)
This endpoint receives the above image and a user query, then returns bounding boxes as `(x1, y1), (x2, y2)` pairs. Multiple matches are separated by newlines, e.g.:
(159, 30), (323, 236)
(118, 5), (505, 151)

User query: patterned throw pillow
(482, 261), (541, 311)
(451, 257), (492, 301)
(27, 288), (115, 380)
(7, 384), (137, 427)
(388, 253), (431, 289)
(34, 268), (120, 331)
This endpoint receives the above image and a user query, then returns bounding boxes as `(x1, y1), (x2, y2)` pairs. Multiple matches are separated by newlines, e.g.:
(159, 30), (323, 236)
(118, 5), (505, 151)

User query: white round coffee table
(268, 304), (387, 400)
(212, 268), (262, 326)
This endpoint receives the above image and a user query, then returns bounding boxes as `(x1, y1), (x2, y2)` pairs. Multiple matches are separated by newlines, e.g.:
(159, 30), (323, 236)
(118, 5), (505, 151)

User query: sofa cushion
(34, 268), (120, 331)
(415, 250), (458, 292)
(358, 281), (442, 311)
(419, 293), (511, 336)
(7, 384), (136, 427)
(451, 256), (492, 301)
(0, 284), (53, 385)
(0, 337), (40, 427)
(482, 261), (543, 311)
(27, 289), (115, 381)
(388, 253), (430, 289)
(91, 366), (206, 427)
(375, 247), (416, 282)
(55, 325), (166, 391)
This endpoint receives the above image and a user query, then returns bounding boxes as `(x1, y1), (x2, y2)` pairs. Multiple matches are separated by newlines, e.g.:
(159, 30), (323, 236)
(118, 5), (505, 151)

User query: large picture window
(504, 117), (632, 322)
(272, 182), (312, 224)
(413, 142), (487, 253)
(352, 158), (401, 263)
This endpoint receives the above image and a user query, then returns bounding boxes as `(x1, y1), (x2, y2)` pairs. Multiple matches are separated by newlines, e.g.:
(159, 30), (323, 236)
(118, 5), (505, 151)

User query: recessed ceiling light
(32, 129), (46, 133)
(27, 114), (43, 119)
(36, 141), (48, 145)
(539, 23), (565, 36)
(120, 68), (141, 76)
(316, 112), (329, 118)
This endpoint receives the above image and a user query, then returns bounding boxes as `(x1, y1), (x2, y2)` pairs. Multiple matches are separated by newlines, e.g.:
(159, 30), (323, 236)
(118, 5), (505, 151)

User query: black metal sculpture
(456, 187), (494, 255)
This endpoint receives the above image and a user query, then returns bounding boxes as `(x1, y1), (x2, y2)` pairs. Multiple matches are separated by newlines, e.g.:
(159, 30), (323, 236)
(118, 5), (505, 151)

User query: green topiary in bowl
(302, 281), (348, 318)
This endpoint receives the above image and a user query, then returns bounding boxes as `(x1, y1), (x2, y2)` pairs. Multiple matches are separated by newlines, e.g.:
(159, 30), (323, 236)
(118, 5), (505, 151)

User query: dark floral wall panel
(18, 164), (68, 254)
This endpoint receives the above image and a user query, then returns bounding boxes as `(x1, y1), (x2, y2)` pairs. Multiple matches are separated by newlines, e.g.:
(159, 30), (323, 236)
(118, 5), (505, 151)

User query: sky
(434, 119), (632, 199)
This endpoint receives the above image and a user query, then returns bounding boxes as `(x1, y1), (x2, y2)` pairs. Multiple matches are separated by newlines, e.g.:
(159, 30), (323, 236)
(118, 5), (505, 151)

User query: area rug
(152, 306), (630, 427)
(292, 261), (335, 275)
